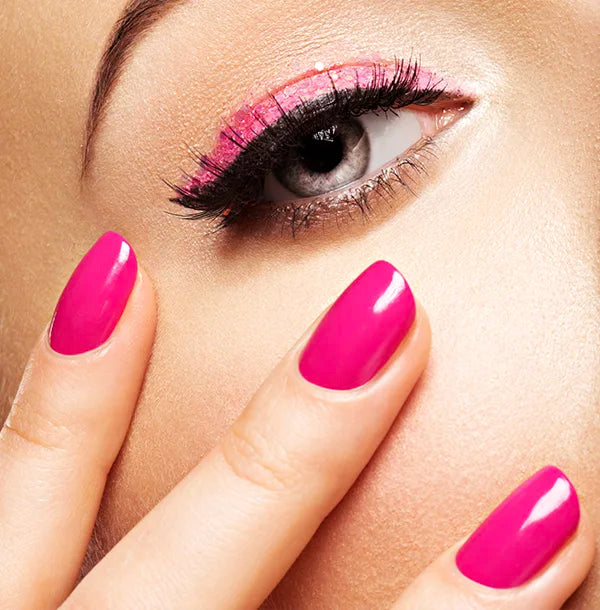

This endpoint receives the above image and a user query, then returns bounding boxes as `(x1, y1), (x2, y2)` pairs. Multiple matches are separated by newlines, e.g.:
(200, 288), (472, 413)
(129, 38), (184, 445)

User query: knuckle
(1, 417), (71, 457)
(1, 393), (81, 457)
(220, 420), (304, 493)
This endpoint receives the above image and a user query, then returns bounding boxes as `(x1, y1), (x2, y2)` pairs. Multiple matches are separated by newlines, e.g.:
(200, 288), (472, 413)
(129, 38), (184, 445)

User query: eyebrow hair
(83, 0), (184, 172)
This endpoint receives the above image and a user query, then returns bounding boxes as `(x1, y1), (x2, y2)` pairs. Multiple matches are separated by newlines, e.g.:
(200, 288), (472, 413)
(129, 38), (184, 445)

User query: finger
(0, 232), (156, 609)
(67, 260), (431, 609)
(393, 466), (595, 610)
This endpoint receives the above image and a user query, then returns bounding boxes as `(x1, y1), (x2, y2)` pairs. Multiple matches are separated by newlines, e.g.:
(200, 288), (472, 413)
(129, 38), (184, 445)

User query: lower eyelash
(211, 136), (437, 238)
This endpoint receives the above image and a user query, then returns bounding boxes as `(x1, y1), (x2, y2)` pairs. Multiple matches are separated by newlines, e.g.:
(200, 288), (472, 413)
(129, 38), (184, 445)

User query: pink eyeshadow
(186, 62), (454, 190)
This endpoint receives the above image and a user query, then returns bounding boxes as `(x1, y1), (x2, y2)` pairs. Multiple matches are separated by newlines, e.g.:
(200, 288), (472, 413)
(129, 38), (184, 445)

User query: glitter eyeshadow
(189, 61), (458, 189)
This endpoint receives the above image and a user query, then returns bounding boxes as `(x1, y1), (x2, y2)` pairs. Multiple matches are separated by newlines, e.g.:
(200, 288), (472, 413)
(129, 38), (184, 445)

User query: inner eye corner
(410, 95), (474, 138)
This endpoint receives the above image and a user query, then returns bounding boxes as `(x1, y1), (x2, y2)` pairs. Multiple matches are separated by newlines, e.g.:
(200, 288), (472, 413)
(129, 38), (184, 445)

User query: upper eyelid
(187, 60), (450, 187)
(176, 59), (465, 199)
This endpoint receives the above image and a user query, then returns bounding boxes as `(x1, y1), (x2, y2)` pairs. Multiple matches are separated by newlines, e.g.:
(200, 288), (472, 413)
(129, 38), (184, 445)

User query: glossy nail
(49, 231), (137, 355)
(299, 260), (416, 390)
(456, 465), (580, 588)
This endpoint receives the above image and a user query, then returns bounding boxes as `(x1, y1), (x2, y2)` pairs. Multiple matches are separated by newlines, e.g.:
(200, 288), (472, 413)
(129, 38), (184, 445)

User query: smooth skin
(0, 0), (599, 608)
(0, 264), (595, 609)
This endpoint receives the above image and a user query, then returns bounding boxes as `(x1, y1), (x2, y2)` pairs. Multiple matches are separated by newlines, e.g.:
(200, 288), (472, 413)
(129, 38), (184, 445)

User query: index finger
(0, 232), (156, 608)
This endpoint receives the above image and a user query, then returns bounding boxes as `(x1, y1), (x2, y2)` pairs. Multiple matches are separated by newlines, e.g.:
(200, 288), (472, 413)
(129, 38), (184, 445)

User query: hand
(0, 232), (594, 609)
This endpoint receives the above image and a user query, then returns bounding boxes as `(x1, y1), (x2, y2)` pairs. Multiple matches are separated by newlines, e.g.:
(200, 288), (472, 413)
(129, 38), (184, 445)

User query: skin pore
(0, 0), (598, 607)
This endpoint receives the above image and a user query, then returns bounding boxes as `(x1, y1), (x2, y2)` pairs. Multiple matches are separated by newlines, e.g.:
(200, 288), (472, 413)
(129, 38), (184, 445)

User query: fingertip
(523, 503), (595, 607)
(296, 261), (420, 391)
(41, 258), (156, 362)
(8, 247), (157, 460)
(396, 468), (594, 609)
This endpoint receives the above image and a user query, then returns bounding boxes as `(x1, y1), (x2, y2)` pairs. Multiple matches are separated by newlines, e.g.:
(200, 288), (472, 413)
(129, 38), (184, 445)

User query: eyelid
(167, 58), (475, 235)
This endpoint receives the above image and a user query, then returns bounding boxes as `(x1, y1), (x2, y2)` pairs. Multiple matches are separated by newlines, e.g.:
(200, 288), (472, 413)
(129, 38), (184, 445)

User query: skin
(0, 0), (598, 607)
(1, 274), (594, 608)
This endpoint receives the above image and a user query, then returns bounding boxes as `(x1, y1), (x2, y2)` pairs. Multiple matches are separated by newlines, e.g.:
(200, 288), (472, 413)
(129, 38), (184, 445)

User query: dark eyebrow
(83, 0), (185, 172)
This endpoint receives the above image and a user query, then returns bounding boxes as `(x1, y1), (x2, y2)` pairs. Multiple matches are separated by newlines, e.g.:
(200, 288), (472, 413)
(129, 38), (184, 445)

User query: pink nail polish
(49, 232), (137, 355)
(299, 260), (416, 390)
(456, 466), (580, 589)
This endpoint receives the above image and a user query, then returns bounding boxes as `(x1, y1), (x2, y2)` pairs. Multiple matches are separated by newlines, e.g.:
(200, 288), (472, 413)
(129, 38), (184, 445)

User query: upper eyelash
(167, 58), (446, 227)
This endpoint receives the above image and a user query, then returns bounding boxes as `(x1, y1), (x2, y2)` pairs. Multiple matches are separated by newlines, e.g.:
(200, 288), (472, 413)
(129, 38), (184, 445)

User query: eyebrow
(83, 0), (184, 172)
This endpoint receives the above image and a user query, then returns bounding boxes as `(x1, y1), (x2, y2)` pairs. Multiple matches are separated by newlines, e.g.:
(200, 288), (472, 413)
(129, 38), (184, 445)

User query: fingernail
(299, 260), (416, 390)
(456, 465), (580, 588)
(49, 232), (138, 355)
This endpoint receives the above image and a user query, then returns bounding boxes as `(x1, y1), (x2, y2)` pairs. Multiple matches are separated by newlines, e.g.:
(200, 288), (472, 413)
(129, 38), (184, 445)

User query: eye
(263, 109), (421, 201)
(169, 59), (474, 235)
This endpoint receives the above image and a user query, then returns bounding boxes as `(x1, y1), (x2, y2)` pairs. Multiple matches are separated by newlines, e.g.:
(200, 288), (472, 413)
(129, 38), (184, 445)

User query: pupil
(297, 126), (344, 174)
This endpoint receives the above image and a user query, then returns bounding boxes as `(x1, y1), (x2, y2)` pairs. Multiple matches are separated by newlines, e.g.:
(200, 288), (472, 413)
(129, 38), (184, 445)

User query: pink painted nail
(456, 466), (580, 589)
(49, 232), (137, 355)
(299, 260), (416, 390)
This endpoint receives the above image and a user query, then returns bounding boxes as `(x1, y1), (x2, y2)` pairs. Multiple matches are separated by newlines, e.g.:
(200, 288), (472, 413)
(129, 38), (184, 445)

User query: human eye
(169, 58), (474, 236)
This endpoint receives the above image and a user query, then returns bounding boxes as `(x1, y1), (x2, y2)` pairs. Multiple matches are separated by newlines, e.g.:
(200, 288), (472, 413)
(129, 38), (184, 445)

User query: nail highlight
(456, 465), (580, 589)
(49, 232), (138, 355)
(299, 260), (416, 390)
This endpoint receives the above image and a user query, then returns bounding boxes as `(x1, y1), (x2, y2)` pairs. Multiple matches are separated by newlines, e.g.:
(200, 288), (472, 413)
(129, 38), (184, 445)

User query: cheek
(265, 222), (599, 607)
(86, 195), (599, 605)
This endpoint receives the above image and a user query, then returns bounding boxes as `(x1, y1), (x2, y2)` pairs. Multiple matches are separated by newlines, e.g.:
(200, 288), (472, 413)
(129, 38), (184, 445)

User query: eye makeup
(169, 58), (473, 235)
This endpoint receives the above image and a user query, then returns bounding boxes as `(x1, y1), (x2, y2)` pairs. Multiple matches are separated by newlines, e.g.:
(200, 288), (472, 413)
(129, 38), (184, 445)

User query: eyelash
(167, 59), (446, 236)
